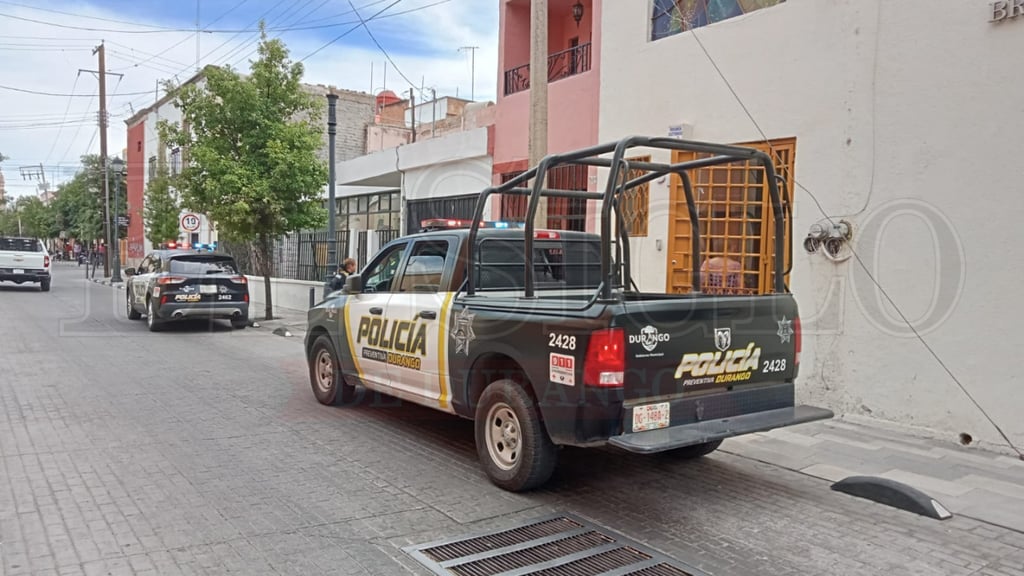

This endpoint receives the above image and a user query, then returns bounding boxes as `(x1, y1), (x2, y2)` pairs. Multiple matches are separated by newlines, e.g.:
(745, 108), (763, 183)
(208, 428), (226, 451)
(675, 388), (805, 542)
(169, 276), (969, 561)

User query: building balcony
(503, 42), (592, 96)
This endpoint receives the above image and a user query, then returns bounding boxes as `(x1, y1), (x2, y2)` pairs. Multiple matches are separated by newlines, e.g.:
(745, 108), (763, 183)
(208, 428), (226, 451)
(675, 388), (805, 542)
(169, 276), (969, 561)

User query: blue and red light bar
(419, 218), (528, 230)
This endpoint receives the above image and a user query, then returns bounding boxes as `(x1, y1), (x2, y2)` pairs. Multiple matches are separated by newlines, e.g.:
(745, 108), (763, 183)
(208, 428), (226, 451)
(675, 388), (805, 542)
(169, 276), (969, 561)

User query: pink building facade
(491, 0), (601, 231)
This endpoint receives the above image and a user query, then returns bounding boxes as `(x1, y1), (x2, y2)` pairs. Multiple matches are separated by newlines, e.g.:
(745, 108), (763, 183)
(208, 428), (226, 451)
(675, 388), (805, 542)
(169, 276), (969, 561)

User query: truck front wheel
(308, 334), (355, 406)
(475, 379), (557, 492)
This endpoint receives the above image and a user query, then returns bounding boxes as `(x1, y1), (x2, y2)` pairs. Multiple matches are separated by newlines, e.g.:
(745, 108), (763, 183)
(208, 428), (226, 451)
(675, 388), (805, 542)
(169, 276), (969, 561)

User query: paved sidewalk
(723, 417), (1024, 532)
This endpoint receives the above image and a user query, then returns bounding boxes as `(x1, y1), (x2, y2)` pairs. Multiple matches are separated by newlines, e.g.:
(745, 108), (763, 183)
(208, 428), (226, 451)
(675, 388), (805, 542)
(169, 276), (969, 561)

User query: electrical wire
(229, 0), (334, 68)
(0, 83), (152, 98)
(299, 0), (403, 63)
(345, 0), (427, 98)
(687, 25), (1023, 459)
(43, 74), (81, 166)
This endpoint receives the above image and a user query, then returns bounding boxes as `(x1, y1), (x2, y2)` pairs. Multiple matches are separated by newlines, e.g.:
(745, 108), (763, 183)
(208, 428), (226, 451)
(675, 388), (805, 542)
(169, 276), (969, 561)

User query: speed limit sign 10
(181, 213), (201, 232)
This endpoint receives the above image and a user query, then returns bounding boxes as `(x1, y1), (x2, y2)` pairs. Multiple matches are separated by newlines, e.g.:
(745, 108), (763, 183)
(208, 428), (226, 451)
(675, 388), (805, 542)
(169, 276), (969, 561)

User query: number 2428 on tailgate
(632, 402), (670, 432)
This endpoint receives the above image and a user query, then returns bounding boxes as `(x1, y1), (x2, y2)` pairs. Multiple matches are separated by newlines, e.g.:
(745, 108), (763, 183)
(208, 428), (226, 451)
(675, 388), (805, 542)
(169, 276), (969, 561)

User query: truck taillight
(583, 328), (625, 387)
(43, 255), (50, 267)
(794, 316), (802, 366)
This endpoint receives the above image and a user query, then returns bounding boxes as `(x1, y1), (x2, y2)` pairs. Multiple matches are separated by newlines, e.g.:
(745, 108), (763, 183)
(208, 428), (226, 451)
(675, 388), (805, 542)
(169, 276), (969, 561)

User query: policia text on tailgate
(305, 136), (833, 492)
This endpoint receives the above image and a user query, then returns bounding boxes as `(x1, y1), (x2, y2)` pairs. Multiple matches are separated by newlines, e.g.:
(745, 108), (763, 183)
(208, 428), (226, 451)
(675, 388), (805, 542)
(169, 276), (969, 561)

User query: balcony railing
(503, 42), (592, 96)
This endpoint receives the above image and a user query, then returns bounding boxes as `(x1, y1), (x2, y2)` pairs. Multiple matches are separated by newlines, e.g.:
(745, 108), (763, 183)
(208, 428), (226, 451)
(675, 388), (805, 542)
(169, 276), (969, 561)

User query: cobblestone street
(3, 266), (1024, 576)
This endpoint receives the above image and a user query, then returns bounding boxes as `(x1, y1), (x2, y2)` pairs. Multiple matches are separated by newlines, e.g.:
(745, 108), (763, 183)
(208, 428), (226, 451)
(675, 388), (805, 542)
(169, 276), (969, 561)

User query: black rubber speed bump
(831, 476), (953, 520)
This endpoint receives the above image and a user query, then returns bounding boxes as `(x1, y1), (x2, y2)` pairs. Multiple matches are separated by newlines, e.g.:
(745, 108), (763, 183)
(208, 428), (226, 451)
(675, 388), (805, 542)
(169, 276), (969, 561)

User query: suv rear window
(168, 256), (239, 275)
(0, 238), (43, 252)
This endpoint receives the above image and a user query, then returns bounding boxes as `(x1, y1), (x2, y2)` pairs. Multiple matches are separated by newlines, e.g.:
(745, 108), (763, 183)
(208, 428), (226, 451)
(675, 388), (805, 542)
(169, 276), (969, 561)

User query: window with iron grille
(499, 171), (527, 222)
(499, 167), (588, 231)
(651, 0), (786, 41)
(667, 137), (795, 296)
(170, 147), (182, 176)
(620, 156), (650, 237)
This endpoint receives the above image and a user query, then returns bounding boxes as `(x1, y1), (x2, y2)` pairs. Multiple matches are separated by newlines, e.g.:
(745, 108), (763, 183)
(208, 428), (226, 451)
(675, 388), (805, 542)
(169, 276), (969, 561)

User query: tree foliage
(158, 23), (328, 319)
(49, 154), (106, 242)
(143, 163), (180, 246)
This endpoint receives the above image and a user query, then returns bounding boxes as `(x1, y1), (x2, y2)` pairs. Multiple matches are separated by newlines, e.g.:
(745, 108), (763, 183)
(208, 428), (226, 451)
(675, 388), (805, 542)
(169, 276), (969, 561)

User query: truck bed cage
(465, 136), (789, 301)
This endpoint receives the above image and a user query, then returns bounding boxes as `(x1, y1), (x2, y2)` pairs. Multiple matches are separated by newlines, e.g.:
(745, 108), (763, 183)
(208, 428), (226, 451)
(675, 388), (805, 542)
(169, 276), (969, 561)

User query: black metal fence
(296, 230), (350, 282)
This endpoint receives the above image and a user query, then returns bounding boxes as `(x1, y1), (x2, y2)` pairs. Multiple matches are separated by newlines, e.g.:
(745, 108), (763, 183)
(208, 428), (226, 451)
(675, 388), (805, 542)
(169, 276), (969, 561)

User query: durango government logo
(630, 325), (670, 352)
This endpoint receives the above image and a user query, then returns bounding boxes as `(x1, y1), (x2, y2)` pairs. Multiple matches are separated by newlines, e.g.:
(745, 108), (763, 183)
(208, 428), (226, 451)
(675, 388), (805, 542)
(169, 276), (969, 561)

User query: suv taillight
(158, 276), (187, 285)
(583, 328), (625, 387)
(230, 276), (247, 284)
(794, 316), (802, 366)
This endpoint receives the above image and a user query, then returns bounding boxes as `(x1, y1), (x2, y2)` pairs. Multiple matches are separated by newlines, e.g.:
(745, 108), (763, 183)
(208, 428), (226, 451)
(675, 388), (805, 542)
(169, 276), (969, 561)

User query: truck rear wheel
(308, 334), (355, 406)
(475, 379), (557, 492)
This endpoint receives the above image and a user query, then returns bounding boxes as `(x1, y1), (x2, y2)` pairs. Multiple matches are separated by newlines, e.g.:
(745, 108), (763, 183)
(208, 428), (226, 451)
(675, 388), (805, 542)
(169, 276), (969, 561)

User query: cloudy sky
(0, 0), (498, 198)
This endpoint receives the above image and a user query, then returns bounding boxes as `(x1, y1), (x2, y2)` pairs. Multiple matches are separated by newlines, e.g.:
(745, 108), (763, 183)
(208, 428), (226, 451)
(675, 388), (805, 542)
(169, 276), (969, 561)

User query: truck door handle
(419, 310), (437, 320)
(369, 307), (383, 315)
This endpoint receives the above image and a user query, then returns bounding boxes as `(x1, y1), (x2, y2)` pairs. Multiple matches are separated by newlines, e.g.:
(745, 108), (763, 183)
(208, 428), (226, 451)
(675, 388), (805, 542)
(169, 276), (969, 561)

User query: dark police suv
(124, 245), (249, 332)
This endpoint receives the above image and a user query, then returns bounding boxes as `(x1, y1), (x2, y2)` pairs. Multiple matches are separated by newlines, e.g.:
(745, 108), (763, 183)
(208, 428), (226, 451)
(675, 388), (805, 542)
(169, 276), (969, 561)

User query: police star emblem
(777, 316), (794, 343)
(450, 307), (477, 355)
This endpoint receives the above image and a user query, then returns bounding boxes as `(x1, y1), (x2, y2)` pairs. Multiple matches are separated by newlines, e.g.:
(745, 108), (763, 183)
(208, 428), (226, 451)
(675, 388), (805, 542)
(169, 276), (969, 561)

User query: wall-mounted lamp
(572, 0), (584, 27)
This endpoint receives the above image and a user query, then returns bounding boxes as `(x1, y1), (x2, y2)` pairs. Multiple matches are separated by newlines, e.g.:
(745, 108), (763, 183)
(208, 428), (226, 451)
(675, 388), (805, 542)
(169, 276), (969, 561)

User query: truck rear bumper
(0, 270), (49, 282)
(607, 404), (834, 454)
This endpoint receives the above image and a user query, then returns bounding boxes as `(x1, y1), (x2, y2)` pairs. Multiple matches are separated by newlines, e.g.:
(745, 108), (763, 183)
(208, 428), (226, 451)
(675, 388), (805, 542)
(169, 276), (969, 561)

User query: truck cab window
(399, 240), (449, 293)
(361, 243), (407, 293)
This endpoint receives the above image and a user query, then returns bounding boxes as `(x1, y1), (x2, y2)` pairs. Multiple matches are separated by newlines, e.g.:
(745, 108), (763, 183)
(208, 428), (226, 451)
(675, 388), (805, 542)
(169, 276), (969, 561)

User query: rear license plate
(632, 402), (670, 432)
(13, 269), (24, 274)
(200, 284), (218, 294)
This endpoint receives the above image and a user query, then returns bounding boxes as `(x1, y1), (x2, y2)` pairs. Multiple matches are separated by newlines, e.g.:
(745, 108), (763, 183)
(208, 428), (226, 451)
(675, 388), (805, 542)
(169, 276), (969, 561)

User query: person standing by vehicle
(329, 258), (357, 292)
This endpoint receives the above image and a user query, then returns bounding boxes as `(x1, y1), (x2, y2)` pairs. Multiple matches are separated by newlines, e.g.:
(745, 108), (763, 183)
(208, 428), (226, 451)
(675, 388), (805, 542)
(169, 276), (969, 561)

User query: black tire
(126, 292), (141, 320)
(662, 440), (723, 459)
(231, 318), (247, 329)
(146, 297), (163, 332)
(40, 280), (50, 292)
(308, 334), (355, 406)
(474, 379), (558, 492)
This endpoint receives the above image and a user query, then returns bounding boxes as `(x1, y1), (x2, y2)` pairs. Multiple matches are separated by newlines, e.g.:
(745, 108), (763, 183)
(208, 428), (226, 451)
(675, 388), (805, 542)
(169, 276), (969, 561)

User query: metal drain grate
(403, 513), (708, 576)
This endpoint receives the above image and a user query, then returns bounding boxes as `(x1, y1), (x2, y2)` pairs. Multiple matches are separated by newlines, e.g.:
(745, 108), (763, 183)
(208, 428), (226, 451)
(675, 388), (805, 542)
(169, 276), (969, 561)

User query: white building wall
(598, 0), (1024, 450)
(140, 79), (216, 251)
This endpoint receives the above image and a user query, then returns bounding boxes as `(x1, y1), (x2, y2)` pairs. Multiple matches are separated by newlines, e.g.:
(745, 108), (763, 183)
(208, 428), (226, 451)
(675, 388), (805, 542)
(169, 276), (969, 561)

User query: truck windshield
(168, 256), (239, 275)
(475, 238), (604, 291)
(0, 238), (43, 252)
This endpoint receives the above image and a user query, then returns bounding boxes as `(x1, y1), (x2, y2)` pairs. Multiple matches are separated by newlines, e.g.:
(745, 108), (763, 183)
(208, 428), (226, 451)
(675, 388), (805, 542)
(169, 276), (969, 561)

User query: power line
(343, 0), (436, 101)
(0, 84), (149, 98)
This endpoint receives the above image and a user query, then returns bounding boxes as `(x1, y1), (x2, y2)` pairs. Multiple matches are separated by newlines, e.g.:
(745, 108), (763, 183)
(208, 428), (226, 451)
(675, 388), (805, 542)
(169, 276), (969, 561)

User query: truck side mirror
(124, 267), (136, 276)
(344, 273), (362, 294)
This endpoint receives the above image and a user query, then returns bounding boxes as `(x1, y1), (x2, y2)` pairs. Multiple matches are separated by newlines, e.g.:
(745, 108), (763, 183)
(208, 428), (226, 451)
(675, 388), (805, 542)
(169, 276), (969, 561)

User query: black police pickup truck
(305, 137), (833, 492)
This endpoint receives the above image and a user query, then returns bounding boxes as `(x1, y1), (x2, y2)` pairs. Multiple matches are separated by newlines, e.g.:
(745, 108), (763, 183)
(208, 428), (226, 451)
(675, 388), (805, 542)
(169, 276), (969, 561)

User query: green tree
(143, 164), (180, 246)
(49, 154), (105, 243)
(159, 23), (327, 320)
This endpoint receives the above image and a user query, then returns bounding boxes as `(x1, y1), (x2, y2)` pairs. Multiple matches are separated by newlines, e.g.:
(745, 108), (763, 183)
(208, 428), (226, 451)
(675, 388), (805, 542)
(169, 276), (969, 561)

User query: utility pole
(324, 91), (339, 297)
(408, 88), (416, 143)
(529, 0), (549, 229)
(431, 88), (437, 138)
(458, 46), (479, 101)
(84, 41), (121, 278)
(195, 0), (201, 73)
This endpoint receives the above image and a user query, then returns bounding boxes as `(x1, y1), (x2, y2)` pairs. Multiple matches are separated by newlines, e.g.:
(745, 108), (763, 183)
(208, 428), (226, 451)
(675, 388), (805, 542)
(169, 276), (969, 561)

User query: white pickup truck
(0, 237), (51, 291)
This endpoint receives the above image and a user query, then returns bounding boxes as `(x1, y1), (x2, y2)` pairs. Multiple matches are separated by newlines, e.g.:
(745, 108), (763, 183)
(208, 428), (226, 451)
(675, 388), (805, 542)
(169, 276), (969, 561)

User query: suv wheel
(126, 292), (141, 320)
(146, 298), (162, 332)
(475, 379), (557, 492)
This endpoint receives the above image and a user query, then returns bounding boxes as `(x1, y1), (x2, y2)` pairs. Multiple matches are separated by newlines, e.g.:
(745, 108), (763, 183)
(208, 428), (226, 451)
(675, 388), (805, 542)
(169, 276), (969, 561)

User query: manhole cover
(403, 513), (707, 576)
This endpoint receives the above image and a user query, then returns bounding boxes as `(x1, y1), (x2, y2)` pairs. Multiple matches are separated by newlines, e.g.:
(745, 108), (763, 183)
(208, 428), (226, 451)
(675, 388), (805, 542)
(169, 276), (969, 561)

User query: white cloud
(0, 0), (498, 199)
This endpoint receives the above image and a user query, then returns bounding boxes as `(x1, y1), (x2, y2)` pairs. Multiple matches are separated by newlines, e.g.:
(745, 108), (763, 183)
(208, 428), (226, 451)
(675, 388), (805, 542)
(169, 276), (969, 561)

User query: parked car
(303, 136), (834, 492)
(0, 236), (51, 291)
(124, 249), (249, 331)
